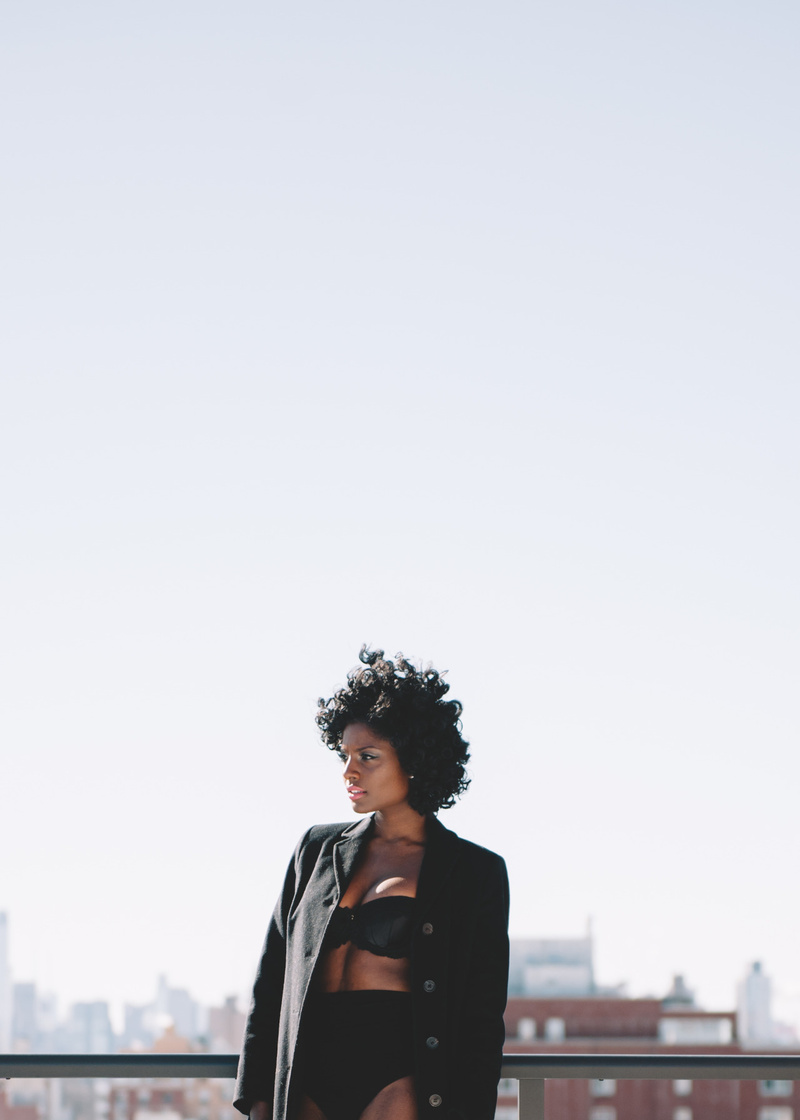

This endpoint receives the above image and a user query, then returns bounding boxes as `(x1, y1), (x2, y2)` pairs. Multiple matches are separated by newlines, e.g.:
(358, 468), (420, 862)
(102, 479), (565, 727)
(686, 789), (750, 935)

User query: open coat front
(234, 814), (509, 1120)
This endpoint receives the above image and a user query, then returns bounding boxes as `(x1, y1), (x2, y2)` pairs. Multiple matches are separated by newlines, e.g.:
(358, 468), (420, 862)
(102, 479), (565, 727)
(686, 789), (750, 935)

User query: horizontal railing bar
(0, 1055), (239, 1078)
(2, 1053), (800, 1081)
(501, 1054), (800, 1080)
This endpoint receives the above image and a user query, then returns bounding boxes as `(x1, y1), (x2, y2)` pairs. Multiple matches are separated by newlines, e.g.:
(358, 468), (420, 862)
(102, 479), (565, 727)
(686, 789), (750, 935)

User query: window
(517, 1016), (536, 1041)
(497, 1079), (517, 1097)
(591, 1080), (617, 1097)
(674, 1109), (692, 1120)
(659, 1017), (732, 1044)
(589, 1108), (616, 1120)
(761, 1083), (794, 1098)
(758, 1108), (793, 1120)
(544, 1017), (565, 1041)
(674, 1081), (693, 1096)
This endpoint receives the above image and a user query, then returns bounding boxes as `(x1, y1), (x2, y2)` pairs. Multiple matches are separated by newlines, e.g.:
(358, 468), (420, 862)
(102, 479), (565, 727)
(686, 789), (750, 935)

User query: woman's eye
(360, 753), (376, 761)
(337, 751), (347, 762)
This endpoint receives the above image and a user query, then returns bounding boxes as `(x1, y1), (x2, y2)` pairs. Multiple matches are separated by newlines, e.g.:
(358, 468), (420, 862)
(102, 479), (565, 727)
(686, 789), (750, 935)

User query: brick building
(499, 995), (800, 1120)
(0, 1087), (39, 1120)
(108, 1025), (236, 1120)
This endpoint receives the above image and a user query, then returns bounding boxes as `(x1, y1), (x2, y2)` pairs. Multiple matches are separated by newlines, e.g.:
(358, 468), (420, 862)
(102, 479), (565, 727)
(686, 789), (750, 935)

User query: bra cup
(325, 896), (415, 959)
(353, 898), (415, 958)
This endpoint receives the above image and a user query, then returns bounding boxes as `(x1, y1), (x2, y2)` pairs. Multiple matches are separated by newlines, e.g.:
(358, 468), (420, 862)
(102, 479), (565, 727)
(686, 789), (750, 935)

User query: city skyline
(1, 909), (796, 1048)
(1, 912), (245, 1052)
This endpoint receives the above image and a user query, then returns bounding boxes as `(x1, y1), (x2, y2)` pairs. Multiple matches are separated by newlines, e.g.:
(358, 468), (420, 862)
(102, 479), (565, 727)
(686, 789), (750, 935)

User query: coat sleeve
(233, 830), (310, 1116)
(454, 853), (510, 1120)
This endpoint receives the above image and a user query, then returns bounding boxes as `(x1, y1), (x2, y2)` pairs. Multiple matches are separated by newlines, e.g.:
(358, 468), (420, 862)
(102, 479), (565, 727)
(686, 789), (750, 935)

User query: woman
(234, 648), (509, 1120)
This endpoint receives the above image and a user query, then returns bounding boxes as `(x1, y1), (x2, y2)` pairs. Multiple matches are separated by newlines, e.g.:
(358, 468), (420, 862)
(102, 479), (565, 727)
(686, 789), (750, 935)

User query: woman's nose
(343, 758), (359, 780)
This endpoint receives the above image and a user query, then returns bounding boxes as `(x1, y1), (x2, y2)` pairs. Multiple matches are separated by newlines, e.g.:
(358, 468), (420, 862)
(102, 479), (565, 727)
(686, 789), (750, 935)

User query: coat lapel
(415, 814), (462, 916)
(332, 815), (374, 899)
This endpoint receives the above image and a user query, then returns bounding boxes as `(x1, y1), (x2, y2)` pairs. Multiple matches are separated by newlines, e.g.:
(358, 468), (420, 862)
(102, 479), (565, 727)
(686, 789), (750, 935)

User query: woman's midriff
(313, 942), (411, 993)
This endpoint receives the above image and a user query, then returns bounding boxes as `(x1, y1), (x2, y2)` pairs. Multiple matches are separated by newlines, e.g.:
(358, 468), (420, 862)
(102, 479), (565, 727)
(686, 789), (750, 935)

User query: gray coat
(234, 813), (509, 1120)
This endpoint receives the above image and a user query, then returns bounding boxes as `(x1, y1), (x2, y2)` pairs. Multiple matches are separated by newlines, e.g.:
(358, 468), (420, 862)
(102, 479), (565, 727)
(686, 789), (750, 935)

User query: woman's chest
(339, 841), (425, 907)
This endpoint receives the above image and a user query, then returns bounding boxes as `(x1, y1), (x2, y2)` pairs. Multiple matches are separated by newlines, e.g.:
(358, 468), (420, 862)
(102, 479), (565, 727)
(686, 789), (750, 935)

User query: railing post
(518, 1078), (545, 1120)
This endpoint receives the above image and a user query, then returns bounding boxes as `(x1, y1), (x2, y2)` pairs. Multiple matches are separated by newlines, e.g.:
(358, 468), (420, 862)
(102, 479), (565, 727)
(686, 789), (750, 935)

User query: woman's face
(338, 722), (411, 815)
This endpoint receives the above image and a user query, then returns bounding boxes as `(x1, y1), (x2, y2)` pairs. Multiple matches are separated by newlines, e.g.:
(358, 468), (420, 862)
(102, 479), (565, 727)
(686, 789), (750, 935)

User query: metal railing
(0, 1055), (238, 1079)
(3, 1053), (800, 1120)
(502, 1054), (800, 1119)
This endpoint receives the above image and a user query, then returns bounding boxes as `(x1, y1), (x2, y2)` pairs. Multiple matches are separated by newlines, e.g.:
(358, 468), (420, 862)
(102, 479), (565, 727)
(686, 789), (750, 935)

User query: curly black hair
(316, 647), (471, 815)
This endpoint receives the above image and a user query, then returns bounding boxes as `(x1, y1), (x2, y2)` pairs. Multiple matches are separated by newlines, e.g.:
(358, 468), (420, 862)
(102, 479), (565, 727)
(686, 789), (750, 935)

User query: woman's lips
(347, 787), (366, 800)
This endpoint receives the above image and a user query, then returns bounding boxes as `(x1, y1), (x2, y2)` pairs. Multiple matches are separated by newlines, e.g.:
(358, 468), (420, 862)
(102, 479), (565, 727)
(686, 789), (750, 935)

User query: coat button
(422, 922), (434, 935)
(428, 1094), (442, 1107)
(426, 1036), (439, 1049)
(423, 980), (436, 993)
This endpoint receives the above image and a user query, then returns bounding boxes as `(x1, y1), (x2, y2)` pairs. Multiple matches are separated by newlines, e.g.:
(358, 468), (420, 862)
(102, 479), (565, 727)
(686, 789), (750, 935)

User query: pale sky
(2, 0), (799, 1036)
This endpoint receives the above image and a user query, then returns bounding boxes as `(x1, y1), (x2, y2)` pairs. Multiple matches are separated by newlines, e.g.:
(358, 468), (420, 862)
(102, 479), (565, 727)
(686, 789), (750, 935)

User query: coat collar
(332, 812), (462, 912)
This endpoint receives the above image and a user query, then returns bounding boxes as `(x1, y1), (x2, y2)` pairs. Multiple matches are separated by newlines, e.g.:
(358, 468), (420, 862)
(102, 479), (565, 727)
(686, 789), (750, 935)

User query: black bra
(324, 895), (415, 960)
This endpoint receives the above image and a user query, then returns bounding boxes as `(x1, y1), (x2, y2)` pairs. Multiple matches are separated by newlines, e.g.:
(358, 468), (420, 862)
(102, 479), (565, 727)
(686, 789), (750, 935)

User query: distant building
(156, 978), (199, 1043)
(108, 1079), (235, 1120)
(508, 932), (626, 999)
(662, 973), (696, 1010)
(122, 1004), (156, 1051)
(68, 1002), (114, 1055)
(207, 998), (245, 1053)
(122, 978), (203, 1051)
(738, 961), (774, 1044)
(509, 936), (596, 997)
(151, 1025), (193, 1053)
(498, 978), (800, 1120)
(35, 993), (59, 1053)
(110, 1029), (236, 1120)
(0, 1085), (39, 1120)
(12, 984), (39, 1052)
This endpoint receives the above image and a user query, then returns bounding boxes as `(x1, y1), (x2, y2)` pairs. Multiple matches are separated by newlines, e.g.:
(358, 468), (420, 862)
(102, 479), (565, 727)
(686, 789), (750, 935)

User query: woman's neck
(371, 803), (427, 844)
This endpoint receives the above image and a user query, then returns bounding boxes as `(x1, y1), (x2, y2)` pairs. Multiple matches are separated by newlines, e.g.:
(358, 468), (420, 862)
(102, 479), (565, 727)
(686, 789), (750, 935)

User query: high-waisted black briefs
(300, 990), (414, 1120)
